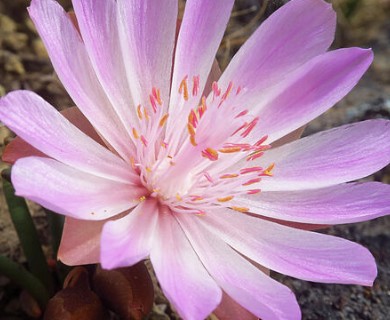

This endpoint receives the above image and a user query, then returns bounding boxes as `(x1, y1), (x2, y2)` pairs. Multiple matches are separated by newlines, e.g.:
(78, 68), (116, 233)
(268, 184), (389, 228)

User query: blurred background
(0, 0), (389, 319)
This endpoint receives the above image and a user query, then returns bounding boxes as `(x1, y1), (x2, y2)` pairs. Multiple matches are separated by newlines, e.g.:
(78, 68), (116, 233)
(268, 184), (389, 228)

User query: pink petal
(203, 209), (377, 285)
(177, 213), (301, 320)
(2, 106), (102, 164)
(171, 0), (234, 99)
(117, 0), (177, 107)
(71, 0), (139, 134)
(0, 91), (135, 183)
(28, 0), (134, 159)
(100, 199), (159, 269)
(58, 217), (104, 265)
(252, 48), (373, 143)
(259, 120), (390, 191)
(235, 182), (390, 225)
(219, 0), (336, 103)
(12, 157), (145, 220)
(166, 0), (234, 141)
(150, 209), (221, 320)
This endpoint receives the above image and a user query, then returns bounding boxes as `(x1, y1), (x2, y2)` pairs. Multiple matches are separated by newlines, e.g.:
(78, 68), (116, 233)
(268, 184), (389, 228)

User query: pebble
(3, 32), (28, 51)
(4, 53), (25, 75)
(32, 38), (48, 59)
(0, 14), (17, 33)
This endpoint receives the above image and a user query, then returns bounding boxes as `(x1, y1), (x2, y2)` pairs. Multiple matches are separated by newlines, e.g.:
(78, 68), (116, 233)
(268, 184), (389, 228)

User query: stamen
(247, 151), (264, 161)
(198, 97), (207, 117)
(152, 87), (163, 105)
(231, 206), (249, 213)
(247, 189), (261, 195)
(143, 107), (150, 121)
(140, 135), (148, 147)
(241, 117), (259, 138)
(187, 123), (196, 136)
(231, 122), (248, 136)
(137, 105), (143, 120)
(139, 196), (147, 202)
(220, 81), (233, 103)
(190, 195), (204, 201)
(159, 113), (169, 127)
(188, 109), (198, 128)
(192, 75), (200, 96)
(132, 127), (139, 139)
(242, 178), (261, 186)
(130, 157), (136, 170)
(149, 94), (158, 113)
(240, 167), (263, 174)
(212, 81), (221, 98)
(235, 109), (249, 118)
(203, 172), (214, 183)
(219, 146), (242, 153)
(255, 135), (268, 146)
(262, 163), (275, 176)
(217, 195), (234, 202)
(220, 173), (239, 179)
(190, 135), (198, 146)
(201, 148), (219, 161)
(179, 76), (189, 101)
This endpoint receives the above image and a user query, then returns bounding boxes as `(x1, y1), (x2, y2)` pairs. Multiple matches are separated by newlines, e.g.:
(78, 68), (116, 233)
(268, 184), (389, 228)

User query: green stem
(44, 209), (64, 256)
(0, 255), (49, 308)
(44, 209), (71, 284)
(2, 178), (54, 295)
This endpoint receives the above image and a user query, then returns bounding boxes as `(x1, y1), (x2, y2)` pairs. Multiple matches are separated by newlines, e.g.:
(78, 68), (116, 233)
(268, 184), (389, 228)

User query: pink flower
(1, 0), (390, 319)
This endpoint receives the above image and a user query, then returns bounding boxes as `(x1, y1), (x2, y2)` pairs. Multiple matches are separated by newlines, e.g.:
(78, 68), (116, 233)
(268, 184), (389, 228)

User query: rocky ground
(0, 0), (390, 319)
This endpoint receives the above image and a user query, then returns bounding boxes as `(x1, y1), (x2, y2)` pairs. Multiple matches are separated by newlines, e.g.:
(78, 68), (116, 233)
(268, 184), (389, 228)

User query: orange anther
(132, 127), (139, 139)
(179, 76), (189, 101)
(137, 105), (143, 120)
(220, 173), (239, 179)
(187, 123), (196, 136)
(159, 113), (169, 127)
(201, 148), (219, 161)
(190, 135), (198, 146)
(217, 196), (234, 202)
(231, 206), (249, 213)
(219, 147), (242, 153)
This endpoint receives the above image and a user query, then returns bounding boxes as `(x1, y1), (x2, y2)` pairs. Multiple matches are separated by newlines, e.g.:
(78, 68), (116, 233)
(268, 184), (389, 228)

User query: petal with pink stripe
(219, 0), (336, 104)
(28, 0), (134, 159)
(100, 199), (159, 269)
(150, 209), (221, 320)
(0, 91), (135, 183)
(202, 209), (377, 285)
(234, 182), (390, 225)
(117, 0), (177, 107)
(71, 0), (139, 135)
(177, 213), (301, 320)
(12, 157), (145, 220)
(259, 120), (390, 191)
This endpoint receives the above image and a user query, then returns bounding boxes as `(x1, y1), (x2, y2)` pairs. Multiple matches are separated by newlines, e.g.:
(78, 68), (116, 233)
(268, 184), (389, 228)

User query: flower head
(1, 0), (390, 319)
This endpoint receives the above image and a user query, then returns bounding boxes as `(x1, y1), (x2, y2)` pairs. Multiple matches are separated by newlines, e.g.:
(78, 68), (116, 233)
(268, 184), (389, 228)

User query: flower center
(130, 76), (274, 215)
